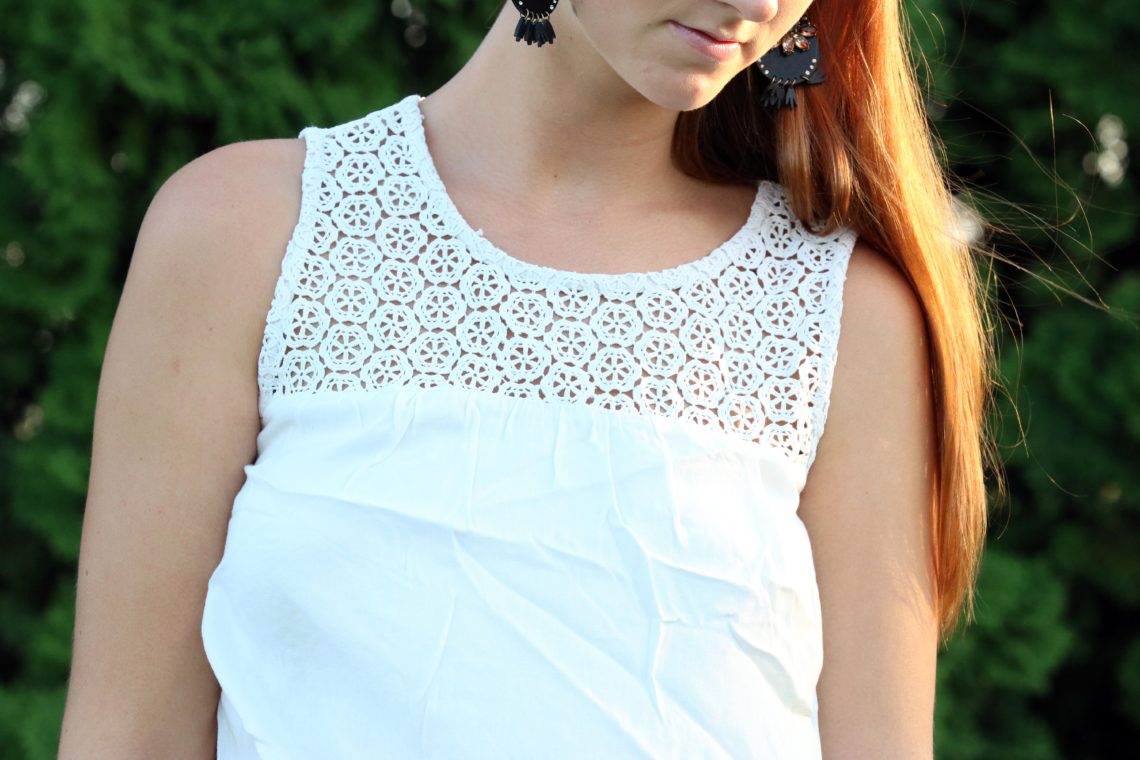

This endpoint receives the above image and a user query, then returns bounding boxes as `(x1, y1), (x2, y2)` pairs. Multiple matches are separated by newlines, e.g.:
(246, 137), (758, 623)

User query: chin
(638, 75), (728, 112)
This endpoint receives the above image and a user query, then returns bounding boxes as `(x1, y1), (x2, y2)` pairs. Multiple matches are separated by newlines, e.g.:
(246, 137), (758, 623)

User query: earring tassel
(762, 83), (787, 109)
(760, 70), (827, 110)
(514, 14), (556, 46)
(512, 1), (559, 46)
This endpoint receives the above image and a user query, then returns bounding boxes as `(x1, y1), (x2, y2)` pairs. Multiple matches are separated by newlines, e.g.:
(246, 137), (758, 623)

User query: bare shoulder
(58, 136), (308, 757)
(801, 236), (933, 515)
(800, 238), (940, 758)
(149, 137), (306, 246)
(135, 137), (307, 364)
(835, 238), (929, 364)
(803, 237), (932, 496)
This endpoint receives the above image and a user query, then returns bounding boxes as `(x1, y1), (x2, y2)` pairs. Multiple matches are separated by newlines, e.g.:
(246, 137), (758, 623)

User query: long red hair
(673, 1), (1001, 643)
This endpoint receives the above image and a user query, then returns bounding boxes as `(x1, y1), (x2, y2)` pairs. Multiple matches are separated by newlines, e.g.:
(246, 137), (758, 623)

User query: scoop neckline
(399, 93), (770, 291)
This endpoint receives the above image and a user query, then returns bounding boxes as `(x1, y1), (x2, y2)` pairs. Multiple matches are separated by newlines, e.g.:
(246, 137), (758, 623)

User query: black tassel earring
(756, 17), (827, 109)
(511, 0), (559, 46)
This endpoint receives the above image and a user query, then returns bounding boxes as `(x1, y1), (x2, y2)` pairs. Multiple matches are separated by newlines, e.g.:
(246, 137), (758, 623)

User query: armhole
(800, 226), (859, 480)
(256, 124), (325, 419)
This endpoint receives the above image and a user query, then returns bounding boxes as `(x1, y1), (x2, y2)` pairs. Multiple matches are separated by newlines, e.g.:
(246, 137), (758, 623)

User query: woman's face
(565, 0), (818, 109)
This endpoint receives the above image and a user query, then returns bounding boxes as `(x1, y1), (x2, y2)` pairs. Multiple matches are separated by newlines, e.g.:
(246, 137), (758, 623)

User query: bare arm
(58, 138), (306, 758)
(799, 240), (940, 759)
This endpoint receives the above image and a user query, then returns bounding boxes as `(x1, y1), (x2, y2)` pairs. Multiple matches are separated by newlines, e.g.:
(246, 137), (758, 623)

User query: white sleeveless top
(201, 93), (857, 759)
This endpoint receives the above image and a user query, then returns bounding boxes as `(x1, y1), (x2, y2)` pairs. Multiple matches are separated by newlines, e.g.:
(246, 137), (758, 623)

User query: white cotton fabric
(201, 92), (858, 759)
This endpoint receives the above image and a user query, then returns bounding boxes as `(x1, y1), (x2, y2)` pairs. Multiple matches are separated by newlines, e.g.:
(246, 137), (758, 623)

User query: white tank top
(201, 93), (858, 759)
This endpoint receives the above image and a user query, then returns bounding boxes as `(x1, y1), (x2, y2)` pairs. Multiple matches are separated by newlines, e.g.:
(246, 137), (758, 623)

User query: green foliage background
(0, 0), (1136, 756)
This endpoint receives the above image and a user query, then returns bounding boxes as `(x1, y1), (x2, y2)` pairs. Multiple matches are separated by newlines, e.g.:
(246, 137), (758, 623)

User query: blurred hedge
(0, 0), (1136, 757)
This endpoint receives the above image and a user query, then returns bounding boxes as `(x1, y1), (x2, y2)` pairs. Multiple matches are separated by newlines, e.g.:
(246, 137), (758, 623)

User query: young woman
(60, 0), (997, 757)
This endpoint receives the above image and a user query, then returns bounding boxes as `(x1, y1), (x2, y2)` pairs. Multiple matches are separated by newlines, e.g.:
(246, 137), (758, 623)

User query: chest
(435, 181), (764, 277)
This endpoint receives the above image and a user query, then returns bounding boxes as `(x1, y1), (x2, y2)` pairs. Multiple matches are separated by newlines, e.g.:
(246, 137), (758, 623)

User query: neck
(417, 5), (693, 214)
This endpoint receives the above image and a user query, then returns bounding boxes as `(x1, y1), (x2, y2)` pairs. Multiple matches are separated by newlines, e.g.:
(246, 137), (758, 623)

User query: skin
(418, 0), (803, 275)
(59, 1), (938, 757)
(801, 246), (940, 759)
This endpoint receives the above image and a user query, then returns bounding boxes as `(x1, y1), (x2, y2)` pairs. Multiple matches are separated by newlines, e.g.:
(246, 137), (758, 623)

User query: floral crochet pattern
(260, 95), (858, 471)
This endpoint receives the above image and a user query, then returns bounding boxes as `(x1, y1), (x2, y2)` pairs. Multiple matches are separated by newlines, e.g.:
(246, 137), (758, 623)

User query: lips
(668, 20), (742, 62)
(674, 21), (738, 45)
(683, 25), (739, 44)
